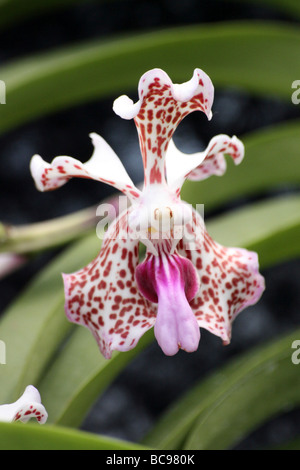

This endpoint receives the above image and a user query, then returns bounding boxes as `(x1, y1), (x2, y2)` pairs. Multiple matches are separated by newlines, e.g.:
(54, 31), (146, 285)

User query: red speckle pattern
(187, 135), (244, 182)
(13, 405), (47, 424)
(63, 208), (156, 358)
(33, 155), (139, 201)
(134, 70), (213, 187)
(178, 208), (265, 344)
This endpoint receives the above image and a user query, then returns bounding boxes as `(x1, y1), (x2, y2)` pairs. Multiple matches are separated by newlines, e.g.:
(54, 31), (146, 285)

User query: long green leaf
(35, 193), (300, 427)
(0, 231), (101, 403)
(143, 329), (300, 450)
(275, 437), (300, 450)
(207, 193), (300, 268)
(1, 22), (300, 133)
(1, 0), (299, 32)
(38, 328), (154, 427)
(0, 0), (112, 31)
(224, 0), (300, 19)
(185, 329), (300, 450)
(0, 421), (148, 450)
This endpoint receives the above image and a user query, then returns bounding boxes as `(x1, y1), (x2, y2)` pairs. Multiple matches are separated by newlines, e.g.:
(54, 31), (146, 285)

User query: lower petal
(178, 208), (265, 344)
(63, 208), (156, 359)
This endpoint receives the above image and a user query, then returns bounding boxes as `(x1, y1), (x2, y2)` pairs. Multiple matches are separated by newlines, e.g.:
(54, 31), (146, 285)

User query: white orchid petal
(30, 133), (141, 201)
(0, 385), (48, 424)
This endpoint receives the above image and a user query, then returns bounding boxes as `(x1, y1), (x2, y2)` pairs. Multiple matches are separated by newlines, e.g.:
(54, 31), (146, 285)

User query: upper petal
(30, 133), (141, 201)
(63, 207), (156, 359)
(178, 207), (265, 344)
(113, 68), (214, 189)
(166, 134), (244, 194)
(0, 385), (48, 424)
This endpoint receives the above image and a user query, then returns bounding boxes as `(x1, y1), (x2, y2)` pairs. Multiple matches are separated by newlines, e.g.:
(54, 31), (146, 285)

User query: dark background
(0, 0), (300, 449)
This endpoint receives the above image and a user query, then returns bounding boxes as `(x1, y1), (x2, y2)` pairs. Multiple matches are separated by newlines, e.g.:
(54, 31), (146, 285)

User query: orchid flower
(30, 68), (265, 358)
(0, 385), (48, 423)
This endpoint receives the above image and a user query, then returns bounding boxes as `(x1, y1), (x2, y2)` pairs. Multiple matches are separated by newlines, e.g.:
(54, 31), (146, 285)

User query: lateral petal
(30, 133), (141, 201)
(178, 208), (265, 343)
(63, 208), (156, 359)
(166, 134), (244, 194)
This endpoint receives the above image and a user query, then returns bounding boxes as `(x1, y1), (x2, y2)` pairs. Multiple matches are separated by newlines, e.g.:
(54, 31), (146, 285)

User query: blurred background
(0, 0), (300, 449)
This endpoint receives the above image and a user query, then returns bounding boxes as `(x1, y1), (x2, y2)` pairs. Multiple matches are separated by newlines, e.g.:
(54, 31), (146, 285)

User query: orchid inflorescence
(30, 68), (265, 358)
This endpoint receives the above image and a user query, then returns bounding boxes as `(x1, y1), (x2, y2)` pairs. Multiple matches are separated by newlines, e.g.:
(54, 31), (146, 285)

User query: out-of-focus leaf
(207, 194), (300, 268)
(0, 421), (149, 450)
(275, 437), (300, 450)
(38, 328), (154, 426)
(182, 120), (300, 211)
(0, 0), (113, 31)
(185, 330), (300, 450)
(224, 0), (300, 19)
(36, 193), (300, 427)
(143, 329), (300, 450)
(0, 232), (101, 404)
(1, 22), (300, 133)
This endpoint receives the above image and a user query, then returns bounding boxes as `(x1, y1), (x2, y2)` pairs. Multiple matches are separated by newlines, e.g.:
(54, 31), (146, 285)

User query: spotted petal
(166, 134), (244, 194)
(0, 385), (48, 424)
(113, 68), (214, 189)
(30, 132), (141, 201)
(63, 207), (156, 359)
(178, 208), (265, 344)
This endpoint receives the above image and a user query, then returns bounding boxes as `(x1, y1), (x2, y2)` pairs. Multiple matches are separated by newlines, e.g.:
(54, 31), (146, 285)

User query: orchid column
(30, 68), (265, 359)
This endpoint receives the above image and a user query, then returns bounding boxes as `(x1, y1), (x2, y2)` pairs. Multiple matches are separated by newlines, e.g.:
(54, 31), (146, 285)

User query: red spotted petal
(178, 208), (265, 344)
(0, 386), (48, 424)
(63, 208), (156, 359)
(166, 134), (244, 194)
(113, 68), (214, 189)
(30, 133), (141, 201)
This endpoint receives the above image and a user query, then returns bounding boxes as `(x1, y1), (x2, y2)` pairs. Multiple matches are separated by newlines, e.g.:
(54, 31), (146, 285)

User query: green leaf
(0, 231), (101, 404)
(143, 329), (300, 450)
(0, 0), (113, 31)
(207, 194), (300, 268)
(185, 330), (300, 450)
(275, 436), (300, 450)
(37, 328), (154, 427)
(182, 120), (300, 211)
(224, 0), (300, 19)
(1, 22), (300, 133)
(0, 421), (148, 450)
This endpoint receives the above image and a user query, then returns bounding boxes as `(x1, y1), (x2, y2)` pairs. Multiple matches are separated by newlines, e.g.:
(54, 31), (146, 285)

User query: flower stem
(0, 194), (121, 255)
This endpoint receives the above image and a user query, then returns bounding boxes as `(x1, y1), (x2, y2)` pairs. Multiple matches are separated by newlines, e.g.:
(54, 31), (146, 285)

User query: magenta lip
(136, 249), (200, 355)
